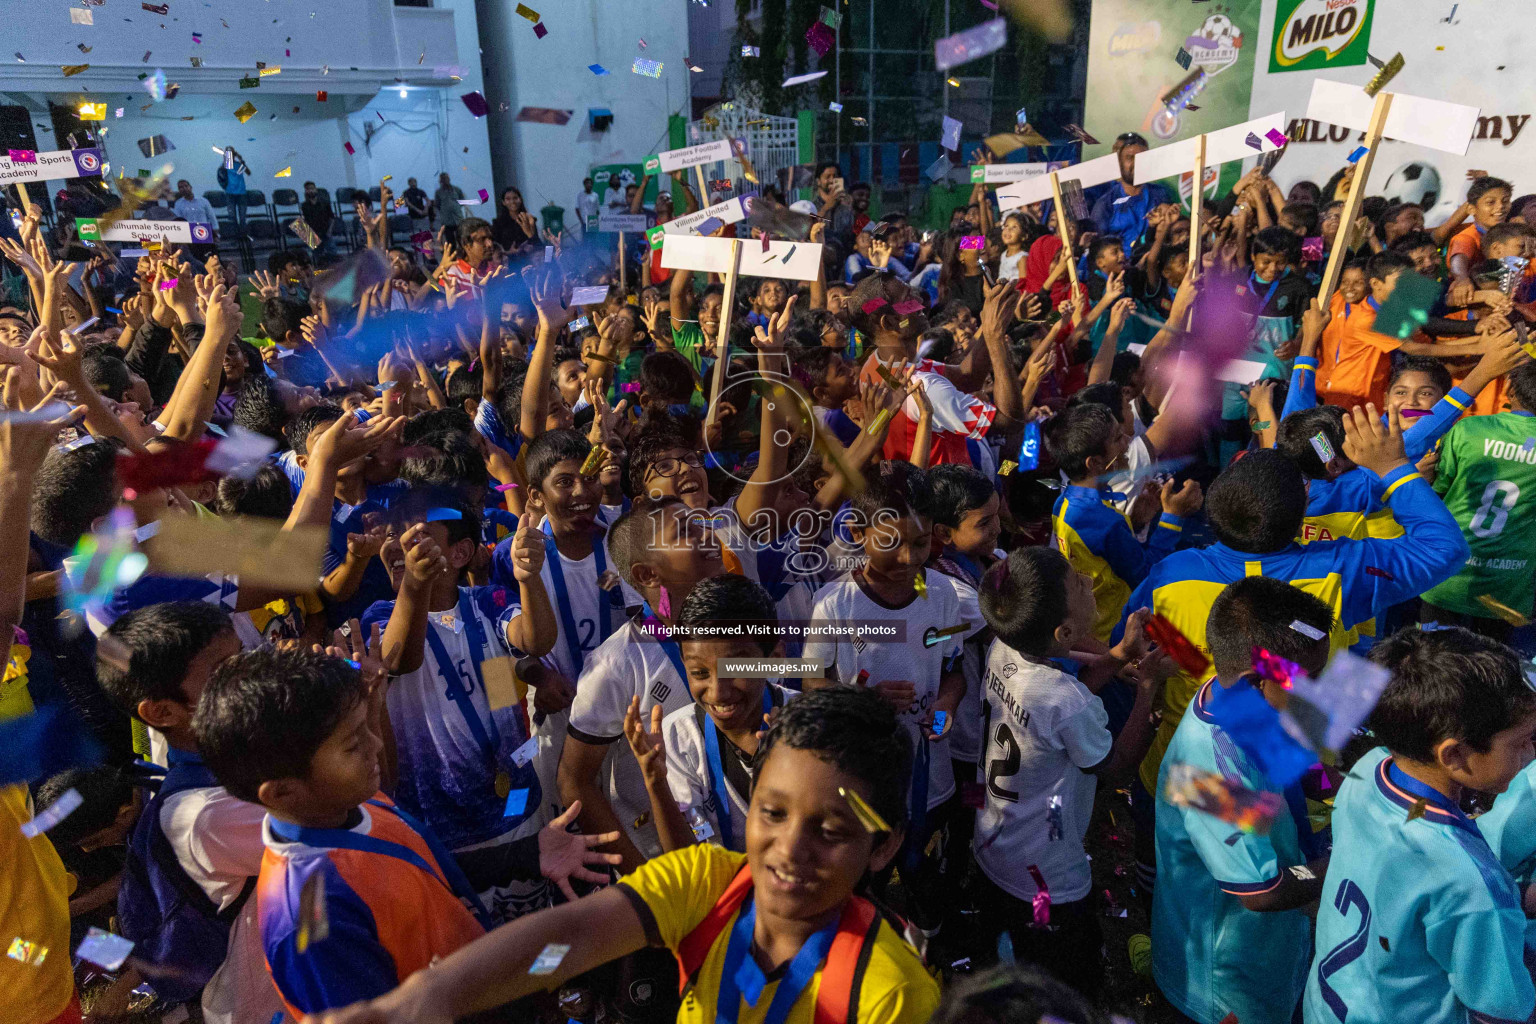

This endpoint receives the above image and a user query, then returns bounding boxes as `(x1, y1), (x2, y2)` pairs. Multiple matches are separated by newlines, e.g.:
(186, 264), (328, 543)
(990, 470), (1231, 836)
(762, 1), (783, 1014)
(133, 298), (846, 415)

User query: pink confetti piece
(1265, 128), (1289, 148)
(893, 299), (925, 315)
(959, 235), (985, 250)
(158, 278), (178, 291)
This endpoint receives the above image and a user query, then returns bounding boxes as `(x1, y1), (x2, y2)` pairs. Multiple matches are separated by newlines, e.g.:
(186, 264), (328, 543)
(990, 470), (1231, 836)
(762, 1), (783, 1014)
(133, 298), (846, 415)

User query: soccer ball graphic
(1201, 14), (1242, 48)
(1382, 161), (1442, 210)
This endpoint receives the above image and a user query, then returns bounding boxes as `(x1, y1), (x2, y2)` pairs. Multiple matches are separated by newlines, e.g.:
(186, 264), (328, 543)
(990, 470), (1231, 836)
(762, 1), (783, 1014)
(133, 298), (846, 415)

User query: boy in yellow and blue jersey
(1303, 626), (1536, 1024)
(1153, 577), (1333, 1024)
(1113, 409), (1468, 888)
(1045, 403), (1202, 642)
(1275, 407), (1403, 546)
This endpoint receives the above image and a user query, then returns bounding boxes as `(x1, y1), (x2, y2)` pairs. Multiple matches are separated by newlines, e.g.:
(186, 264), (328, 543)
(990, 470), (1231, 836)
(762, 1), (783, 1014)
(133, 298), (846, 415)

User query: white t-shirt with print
(924, 571), (988, 764)
(160, 786), (286, 1024)
(566, 618), (694, 859)
(661, 684), (795, 851)
(802, 569), (965, 810)
(973, 640), (1111, 904)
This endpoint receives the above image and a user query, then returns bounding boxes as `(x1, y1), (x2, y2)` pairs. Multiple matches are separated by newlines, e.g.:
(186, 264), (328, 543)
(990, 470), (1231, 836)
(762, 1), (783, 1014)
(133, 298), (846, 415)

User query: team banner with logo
(76, 218), (212, 244)
(0, 148), (104, 186)
(1087, 0), (1534, 219)
(1081, 0), (1263, 206)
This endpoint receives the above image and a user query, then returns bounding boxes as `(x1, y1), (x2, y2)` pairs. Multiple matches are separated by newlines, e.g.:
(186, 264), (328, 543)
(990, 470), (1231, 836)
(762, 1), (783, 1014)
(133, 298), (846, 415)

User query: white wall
(474, 0), (693, 221)
(0, 0), (491, 206)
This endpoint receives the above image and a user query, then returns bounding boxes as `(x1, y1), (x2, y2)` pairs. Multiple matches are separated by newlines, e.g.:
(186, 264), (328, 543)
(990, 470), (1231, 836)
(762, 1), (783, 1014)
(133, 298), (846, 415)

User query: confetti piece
(741, 45), (759, 57)
(1252, 647), (1304, 690)
(1289, 620), (1325, 641)
(1175, 46), (1191, 70)
(913, 574), (928, 599)
(71, 8), (94, 25)
(934, 17), (1007, 72)
(7, 938), (47, 965)
(1406, 796), (1428, 822)
(829, 101), (843, 112)
(460, 91), (488, 117)
(234, 101), (257, 123)
(1028, 866), (1050, 927)
(239, 76), (259, 88)
(1347, 145), (1368, 163)
(1165, 764), (1284, 834)
(946, 77), (961, 87)
(143, 68), (166, 101)
(1308, 432), (1335, 464)
(820, 5), (842, 28)
(631, 58), (664, 78)
(6, 148), (35, 163)
(141, 2), (168, 12)
(75, 928), (135, 971)
(806, 20), (835, 58)
(477, 188), (490, 203)
(1244, 132), (1262, 151)
(503, 788), (529, 816)
(839, 786), (890, 833)
(589, 63), (608, 75)
(638, 37), (647, 48)
(62, 64), (90, 77)
(533, 21), (547, 38)
(959, 235), (985, 250)
(1062, 123), (1098, 145)
(296, 871), (328, 953)
(528, 943), (570, 975)
(343, 141), (355, 155)
(1164, 69), (1207, 112)
(20, 788), (83, 839)
(1364, 52), (1404, 97)
(1478, 594), (1530, 626)
(259, 65), (281, 77)
(1144, 613), (1210, 677)
(1301, 236), (1324, 262)
(274, 167), (291, 177)
(191, 32), (200, 43)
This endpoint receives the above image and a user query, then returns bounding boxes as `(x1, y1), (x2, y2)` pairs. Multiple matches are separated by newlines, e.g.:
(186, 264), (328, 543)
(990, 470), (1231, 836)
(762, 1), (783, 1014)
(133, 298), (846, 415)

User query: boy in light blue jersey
(1153, 577), (1333, 1024)
(1303, 626), (1536, 1024)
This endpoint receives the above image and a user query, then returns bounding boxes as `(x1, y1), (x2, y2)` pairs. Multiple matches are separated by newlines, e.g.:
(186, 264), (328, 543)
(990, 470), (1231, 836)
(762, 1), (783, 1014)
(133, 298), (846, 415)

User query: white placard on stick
(1133, 112), (1288, 185)
(661, 234), (823, 282)
(646, 140), (735, 174)
(80, 219), (207, 243)
(1305, 79), (1480, 156)
(996, 153), (1119, 210)
(663, 195), (753, 235)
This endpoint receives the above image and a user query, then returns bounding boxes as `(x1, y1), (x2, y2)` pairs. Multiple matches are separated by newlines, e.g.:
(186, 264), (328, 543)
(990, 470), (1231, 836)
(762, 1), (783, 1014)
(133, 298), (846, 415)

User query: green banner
(1083, 0), (1264, 206)
(1268, 0), (1374, 74)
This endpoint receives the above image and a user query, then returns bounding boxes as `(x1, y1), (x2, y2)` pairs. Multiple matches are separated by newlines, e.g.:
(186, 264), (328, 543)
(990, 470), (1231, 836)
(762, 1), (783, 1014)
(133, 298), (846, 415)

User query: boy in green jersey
(1421, 361), (1536, 640)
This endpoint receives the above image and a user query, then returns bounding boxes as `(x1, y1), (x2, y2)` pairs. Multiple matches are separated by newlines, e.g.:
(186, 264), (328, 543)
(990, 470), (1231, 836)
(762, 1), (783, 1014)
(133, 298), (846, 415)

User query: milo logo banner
(1269, 0), (1373, 72)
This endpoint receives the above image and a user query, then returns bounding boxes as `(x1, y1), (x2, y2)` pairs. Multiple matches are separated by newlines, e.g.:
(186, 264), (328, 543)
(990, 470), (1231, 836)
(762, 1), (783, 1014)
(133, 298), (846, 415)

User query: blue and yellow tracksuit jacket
(1052, 484), (1187, 643)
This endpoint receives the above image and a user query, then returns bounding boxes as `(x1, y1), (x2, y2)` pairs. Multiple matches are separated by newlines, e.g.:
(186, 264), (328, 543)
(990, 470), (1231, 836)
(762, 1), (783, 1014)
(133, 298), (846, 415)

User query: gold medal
(495, 771), (512, 798)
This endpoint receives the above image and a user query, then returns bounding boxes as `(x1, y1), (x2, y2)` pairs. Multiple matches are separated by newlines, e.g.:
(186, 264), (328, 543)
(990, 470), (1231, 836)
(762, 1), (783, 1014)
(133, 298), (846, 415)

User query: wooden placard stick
(1316, 92), (1393, 305)
(704, 238), (744, 432)
(1187, 133), (1207, 273)
(1047, 171), (1082, 301)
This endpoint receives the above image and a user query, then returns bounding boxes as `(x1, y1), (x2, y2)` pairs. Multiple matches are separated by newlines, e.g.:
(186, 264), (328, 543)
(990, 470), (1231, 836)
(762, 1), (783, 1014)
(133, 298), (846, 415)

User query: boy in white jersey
(558, 497), (727, 870)
(491, 428), (640, 813)
(974, 546), (1162, 993)
(623, 574), (794, 853)
(363, 492), (555, 921)
(802, 462), (966, 934)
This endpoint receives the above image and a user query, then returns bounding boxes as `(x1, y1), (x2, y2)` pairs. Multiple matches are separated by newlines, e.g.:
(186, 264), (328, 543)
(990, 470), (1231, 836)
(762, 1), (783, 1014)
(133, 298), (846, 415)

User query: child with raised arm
(362, 491), (556, 919)
(299, 687), (939, 1024)
(624, 575), (793, 854)
(191, 647), (618, 1019)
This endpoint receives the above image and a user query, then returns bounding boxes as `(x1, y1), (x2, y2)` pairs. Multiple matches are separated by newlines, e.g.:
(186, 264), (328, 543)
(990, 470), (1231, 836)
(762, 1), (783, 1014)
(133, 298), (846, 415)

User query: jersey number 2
(986, 723), (1021, 803)
(1470, 480), (1520, 539)
(1317, 878), (1372, 1022)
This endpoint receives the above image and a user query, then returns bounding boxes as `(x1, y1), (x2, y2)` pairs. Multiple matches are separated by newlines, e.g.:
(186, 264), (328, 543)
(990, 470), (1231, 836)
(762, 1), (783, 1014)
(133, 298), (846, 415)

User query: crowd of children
(4, 130), (1536, 1024)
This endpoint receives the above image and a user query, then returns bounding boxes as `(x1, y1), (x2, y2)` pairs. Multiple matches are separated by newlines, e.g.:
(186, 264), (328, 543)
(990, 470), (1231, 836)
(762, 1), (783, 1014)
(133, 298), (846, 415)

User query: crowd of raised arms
(6, 129), (1536, 1024)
